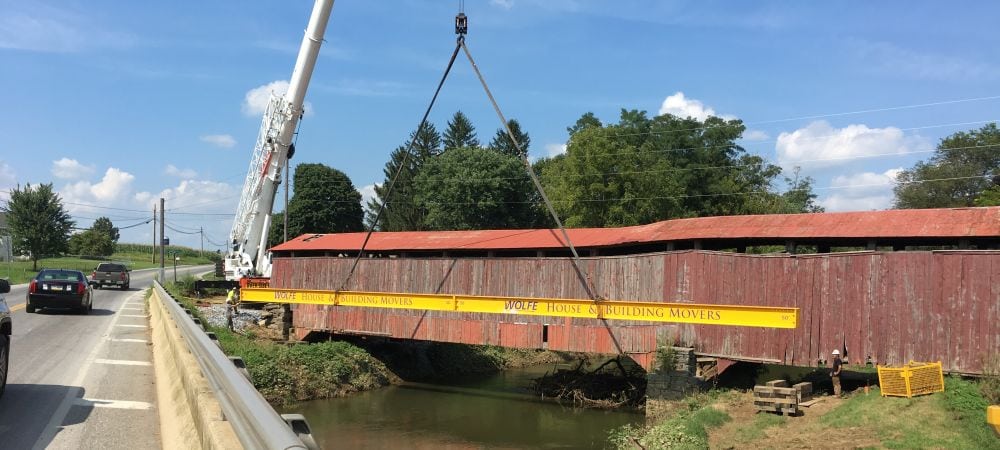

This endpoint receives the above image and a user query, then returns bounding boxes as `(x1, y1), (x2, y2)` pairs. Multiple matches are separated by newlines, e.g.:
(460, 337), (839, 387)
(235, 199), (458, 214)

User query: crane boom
(225, 0), (335, 281)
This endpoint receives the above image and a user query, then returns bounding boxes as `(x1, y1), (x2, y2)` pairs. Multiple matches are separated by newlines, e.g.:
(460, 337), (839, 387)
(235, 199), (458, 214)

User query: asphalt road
(0, 265), (214, 449)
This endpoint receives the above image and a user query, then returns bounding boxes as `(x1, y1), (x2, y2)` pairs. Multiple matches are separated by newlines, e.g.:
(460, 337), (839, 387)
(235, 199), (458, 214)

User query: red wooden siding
(275, 250), (1000, 374)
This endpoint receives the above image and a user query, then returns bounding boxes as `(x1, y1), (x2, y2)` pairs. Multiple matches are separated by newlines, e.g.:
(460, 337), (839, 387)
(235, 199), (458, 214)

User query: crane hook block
(455, 13), (468, 36)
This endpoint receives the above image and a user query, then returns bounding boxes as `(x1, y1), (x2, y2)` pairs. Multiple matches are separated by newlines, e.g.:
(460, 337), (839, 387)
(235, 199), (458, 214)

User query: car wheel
(26, 302), (35, 313)
(0, 334), (9, 399)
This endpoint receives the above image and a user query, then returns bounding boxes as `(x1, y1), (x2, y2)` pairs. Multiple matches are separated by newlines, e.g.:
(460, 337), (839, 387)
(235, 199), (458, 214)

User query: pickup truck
(91, 263), (130, 290)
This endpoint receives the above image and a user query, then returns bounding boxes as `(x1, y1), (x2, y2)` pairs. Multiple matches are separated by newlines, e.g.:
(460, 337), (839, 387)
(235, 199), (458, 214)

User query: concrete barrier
(150, 289), (242, 449)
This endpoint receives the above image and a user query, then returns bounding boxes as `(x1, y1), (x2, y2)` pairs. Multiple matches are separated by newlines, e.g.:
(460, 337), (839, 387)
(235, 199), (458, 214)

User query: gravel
(196, 304), (264, 333)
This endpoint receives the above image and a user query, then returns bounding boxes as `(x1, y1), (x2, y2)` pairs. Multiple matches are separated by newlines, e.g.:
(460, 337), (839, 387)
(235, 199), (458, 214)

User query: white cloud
(545, 143), (567, 157)
(817, 168), (902, 212)
(60, 167), (136, 207)
(165, 164), (198, 179)
(491, 0), (515, 9)
(200, 134), (237, 149)
(51, 157), (96, 179)
(360, 183), (379, 210)
(743, 130), (770, 141)
(242, 80), (314, 117)
(775, 121), (923, 169)
(658, 92), (733, 121)
(0, 161), (15, 202)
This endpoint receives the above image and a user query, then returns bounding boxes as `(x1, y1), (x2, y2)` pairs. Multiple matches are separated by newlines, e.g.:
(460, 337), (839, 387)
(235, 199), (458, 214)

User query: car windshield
(37, 270), (84, 282)
(97, 264), (124, 272)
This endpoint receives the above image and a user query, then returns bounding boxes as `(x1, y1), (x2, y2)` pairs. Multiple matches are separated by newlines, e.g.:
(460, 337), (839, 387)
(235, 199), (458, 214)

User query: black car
(0, 278), (11, 398)
(26, 269), (93, 314)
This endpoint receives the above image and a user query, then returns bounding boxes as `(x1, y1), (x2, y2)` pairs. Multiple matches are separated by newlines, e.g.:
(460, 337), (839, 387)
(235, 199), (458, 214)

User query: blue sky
(1, 0), (999, 249)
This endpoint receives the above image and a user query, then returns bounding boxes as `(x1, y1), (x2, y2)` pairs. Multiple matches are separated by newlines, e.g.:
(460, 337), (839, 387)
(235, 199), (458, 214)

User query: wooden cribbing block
(792, 382), (813, 401)
(753, 385), (800, 416)
(765, 380), (789, 388)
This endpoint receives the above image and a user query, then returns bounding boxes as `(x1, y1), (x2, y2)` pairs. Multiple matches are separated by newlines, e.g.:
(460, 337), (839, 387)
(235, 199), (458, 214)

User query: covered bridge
(270, 207), (1000, 374)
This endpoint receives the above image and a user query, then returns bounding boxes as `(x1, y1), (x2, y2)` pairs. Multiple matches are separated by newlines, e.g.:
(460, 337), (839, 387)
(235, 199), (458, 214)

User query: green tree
(894, 123), (1000, 209)
(268, 164), (363, 247)
(541, 109), (805, 227)
(488, 119), (530, 159)
(91, 217), (120, 243)
(3, 183), (74, 269)
(414, 146), (537, 230)
(68, 229), (114, 257)
(567, 112), (602, 136)
(366, 122), (442, 231)
(442, 111), (479, 150)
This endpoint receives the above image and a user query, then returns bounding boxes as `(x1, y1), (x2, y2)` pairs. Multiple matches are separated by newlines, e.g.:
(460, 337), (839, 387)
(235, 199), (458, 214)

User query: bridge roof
(271, 207), (1000, 253)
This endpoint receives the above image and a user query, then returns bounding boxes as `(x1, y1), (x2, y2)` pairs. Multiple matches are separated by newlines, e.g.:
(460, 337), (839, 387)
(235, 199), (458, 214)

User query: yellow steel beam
(241, 288), (798, 329)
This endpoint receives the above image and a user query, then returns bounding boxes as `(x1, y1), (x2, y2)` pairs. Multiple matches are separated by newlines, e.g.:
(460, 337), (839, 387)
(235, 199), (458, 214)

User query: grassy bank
(625, 376), (998, 450)
(2, 244), (215, 284)
(162, 282), (395, 405)
(161, 280), (565, 405)
(609, 391), (734, 449)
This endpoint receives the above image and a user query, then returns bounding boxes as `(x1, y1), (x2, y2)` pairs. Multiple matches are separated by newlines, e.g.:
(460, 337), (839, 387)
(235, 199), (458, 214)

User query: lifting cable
(457, 38), (600, 301)
(336, 39), (463, 292)
(337, 9), (601, 305)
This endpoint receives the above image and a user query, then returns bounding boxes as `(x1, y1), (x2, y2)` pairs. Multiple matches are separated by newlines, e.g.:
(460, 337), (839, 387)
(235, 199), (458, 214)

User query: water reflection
(283, 365), (643, 449)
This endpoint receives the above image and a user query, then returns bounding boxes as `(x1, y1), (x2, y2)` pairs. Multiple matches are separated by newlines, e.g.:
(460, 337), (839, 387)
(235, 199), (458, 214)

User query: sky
(1, 0), (998, 250)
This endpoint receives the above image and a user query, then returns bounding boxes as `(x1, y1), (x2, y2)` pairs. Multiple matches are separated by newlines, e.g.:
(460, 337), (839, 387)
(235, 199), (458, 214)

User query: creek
(281, 363), (644, 449)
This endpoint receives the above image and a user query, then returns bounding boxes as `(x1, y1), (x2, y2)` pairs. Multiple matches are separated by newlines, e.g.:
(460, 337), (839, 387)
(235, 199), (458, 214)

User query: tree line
(6, 117), (997, 257)
(277, 114), (1000, 241)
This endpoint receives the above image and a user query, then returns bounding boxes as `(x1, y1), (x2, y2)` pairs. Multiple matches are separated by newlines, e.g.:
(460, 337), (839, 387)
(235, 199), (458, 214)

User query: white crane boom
(225, 0), (335, 281)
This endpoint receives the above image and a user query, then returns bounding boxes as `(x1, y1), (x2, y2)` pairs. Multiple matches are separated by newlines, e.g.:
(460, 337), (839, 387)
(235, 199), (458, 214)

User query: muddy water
(282, 364), (644, 449)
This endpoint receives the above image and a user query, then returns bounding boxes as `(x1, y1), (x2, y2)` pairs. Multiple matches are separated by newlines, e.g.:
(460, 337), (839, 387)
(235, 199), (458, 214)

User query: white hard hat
(832, 349), (840, 355)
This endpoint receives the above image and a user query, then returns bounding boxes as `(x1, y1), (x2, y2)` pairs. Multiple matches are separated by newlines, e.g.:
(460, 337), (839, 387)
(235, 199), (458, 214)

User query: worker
(226, 288), (239, 331)
(831, 349), (843, 397)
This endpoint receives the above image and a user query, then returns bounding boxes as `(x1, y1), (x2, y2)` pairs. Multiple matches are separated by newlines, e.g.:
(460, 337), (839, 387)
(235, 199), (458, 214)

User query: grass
(1, 245), (215, 284)
(734, 412), (787, 442)
(610, 391), (733, 450)
(160, 281), (393, 405)
(819, 378), (999, 450)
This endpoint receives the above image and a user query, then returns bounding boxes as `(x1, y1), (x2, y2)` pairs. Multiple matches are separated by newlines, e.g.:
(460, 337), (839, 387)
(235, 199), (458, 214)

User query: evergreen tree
(488, 119), (530, 159)
(442, 111), (479, 150)
(367, 122), (442, 231)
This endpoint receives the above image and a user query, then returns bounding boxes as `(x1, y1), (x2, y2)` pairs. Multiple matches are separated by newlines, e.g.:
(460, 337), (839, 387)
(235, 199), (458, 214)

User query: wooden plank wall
(274, 250), (1000, 374)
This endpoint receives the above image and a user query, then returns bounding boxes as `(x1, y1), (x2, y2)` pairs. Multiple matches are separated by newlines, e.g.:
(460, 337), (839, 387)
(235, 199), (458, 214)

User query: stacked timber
(753, 380), (813, 416)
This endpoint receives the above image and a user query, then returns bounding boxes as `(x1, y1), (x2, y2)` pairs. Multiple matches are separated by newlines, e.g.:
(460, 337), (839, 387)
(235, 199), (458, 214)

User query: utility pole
(152, 205), (157, 263)
(200, 226), (204, 256)
(159, 198), (165, 281)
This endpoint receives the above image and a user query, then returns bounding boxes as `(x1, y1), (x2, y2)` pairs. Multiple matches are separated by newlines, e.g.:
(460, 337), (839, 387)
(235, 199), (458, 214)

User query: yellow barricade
(876, 361), (945, 398)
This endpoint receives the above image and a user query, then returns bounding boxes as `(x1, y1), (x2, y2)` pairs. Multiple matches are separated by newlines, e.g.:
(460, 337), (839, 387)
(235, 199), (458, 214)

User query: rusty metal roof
(270, 207), (1000, 252)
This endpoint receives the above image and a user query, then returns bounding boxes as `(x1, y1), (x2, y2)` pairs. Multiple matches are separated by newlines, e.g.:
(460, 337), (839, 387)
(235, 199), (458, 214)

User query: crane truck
(223, 0), (335, 287)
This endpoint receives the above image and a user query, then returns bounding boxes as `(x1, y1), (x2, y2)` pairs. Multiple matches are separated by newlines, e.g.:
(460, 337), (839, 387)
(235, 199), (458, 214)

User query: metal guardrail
(153, 281), (310, 450)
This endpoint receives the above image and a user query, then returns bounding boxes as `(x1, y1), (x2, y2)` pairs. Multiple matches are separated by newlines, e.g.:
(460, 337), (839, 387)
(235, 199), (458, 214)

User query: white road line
(74, 398), (153, 411)
(108, 338), (149, 343)
(120, 307), (144, 310)
(120, 314), (147, 318)
(95, 358), (152, 367)
(32, 290), (147, 449)
(116, 324), (148, 328)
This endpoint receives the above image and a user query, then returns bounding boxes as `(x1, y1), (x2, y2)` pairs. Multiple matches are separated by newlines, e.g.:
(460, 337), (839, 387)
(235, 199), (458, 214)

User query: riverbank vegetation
(162, 281), (568, 405)
(612, 376), (998, 450)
